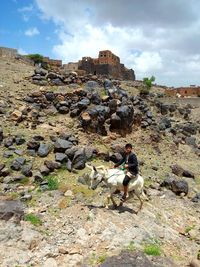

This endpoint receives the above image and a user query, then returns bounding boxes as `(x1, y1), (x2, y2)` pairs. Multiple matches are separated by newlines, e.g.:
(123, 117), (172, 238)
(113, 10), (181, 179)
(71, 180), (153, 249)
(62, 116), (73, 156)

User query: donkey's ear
(93, 166), (97, 172)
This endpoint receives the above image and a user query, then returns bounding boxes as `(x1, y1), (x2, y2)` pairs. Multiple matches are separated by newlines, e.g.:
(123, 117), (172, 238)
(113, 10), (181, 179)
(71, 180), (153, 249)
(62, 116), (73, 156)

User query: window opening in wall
(185, 90), (187, 94)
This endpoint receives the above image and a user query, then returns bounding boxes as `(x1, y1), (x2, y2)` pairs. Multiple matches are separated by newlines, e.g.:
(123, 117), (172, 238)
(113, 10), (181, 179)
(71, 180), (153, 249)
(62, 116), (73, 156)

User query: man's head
(125, 143), (132, 154)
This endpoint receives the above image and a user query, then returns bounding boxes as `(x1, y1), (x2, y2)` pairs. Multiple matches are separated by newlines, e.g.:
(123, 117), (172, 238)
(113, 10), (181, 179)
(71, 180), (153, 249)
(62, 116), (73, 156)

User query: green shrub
(144, 244), (161, 256)
(24, 214), (42, 226)
(140, 76), (156, 96)
(27, 54), (44, 64)
(47, 176), (59, 190)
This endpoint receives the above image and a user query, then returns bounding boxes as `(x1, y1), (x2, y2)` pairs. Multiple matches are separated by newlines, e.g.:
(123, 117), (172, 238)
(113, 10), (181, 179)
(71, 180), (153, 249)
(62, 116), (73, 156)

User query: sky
(1, 0), (200, 87)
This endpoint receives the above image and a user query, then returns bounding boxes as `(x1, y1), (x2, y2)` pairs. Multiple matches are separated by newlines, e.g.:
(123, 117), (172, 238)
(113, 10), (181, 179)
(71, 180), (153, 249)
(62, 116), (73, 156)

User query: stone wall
(43, 57), (62, 68)
(0, 47), (18, 58)
(166, 87), (200, 97)
(63, 62), (78, 72)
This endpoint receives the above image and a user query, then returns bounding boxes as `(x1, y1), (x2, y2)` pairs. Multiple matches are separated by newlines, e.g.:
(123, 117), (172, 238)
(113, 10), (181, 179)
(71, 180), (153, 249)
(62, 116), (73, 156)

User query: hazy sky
(1, 0), (200, 86)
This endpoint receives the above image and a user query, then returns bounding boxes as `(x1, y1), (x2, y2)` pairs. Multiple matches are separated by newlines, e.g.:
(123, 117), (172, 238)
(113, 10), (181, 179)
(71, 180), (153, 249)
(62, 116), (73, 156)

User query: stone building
(165, 86), (200, 97)
(43, 57), (62, 68)
(78, 50), (135, 80)
(0, 47), (18, 58)
(63, 62), (79, 72)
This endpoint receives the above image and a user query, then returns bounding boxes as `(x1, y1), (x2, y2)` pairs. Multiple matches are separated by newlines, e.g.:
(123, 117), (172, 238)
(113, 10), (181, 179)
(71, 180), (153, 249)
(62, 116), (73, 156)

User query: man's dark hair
(125, 143), (132, 149)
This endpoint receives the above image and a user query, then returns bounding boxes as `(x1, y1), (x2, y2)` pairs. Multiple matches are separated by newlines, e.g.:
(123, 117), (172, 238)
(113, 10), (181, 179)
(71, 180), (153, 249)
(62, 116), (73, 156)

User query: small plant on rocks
(24, 214), (42, 226)
(144, 243), (161, 256)
(47, 176), (59, 190)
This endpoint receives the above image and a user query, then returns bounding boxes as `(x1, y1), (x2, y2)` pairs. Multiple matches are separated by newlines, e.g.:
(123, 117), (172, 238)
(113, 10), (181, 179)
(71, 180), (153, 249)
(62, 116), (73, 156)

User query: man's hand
(125, 164), (129, 169)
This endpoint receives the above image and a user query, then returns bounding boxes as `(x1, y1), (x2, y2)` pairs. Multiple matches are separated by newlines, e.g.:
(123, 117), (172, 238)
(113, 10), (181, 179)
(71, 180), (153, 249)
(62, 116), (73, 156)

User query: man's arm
(127, 154), (138, 168)
(114, 155), (126, 168)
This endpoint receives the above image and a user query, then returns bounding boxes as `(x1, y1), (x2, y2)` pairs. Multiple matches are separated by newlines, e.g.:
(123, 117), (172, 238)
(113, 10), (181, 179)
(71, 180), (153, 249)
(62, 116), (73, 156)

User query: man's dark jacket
(114, 152), (138, 175)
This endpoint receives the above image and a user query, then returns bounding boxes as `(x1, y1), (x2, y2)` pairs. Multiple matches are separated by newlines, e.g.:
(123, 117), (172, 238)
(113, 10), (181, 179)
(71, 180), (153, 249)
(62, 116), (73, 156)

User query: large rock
(44, 160), (61, 171)
(0, 200), (24, 221)
(72, 148), (87, 170)
(21, 163), (33, 177)
(99, 251), (176, 267)
(37, 143), (51, 157)
(160, 177), (189, 196)
(27, 140), (40, 150)
(11, 157), (26, 171)
(55, 153), (68, 163)
(54, 138), (73, 153)
(171, 164), (184, 176)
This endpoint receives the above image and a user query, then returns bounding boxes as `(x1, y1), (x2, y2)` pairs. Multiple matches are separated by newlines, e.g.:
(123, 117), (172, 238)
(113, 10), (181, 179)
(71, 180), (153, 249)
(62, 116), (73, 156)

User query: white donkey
(86, 164), (146, 213)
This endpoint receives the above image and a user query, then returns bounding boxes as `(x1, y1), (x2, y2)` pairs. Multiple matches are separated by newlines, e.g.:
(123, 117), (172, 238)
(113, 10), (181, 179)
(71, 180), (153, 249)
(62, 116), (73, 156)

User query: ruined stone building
(0, 47), (17, 58)
(78, 50), (135, 80)
(42, 57), (62, 68)
(165, 86), (200, 97)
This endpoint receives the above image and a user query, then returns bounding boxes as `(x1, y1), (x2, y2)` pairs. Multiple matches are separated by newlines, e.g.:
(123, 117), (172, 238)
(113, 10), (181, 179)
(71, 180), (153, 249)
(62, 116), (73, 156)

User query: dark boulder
(182, 169), (195, 179)
(57, 106), (69, 114)
(15, 135), (26, 145)
(77, 98), (90, 110)
(37, 143), (51, 157)
(55, 153), (68, 163)
(160, 177), (189, 195)
(44, 160), (61, 171)
(10, 157), (26, 171)
(3, 151), (13, 158)
(27, 140), (40, 150)
(72, 148), (87, 170)
(40, 165), (50, 176)
(21, 164), (33, 177)
(4, 137), (15, 148)
(54, 138), (73, 153)
(45, 92), (56, 102)
(191, 193), (200, 202)
(171, 164), (184, 176)
(90, 93), (101, 105)
(109, 153), (123, 163)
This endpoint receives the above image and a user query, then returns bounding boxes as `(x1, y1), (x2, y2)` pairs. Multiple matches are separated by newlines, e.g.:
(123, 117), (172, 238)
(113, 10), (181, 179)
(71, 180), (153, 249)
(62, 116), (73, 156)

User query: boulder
(4, 137), (15, 148)
(182, 169), (195, 179)
(54, 138), (73, 153)
(191, 193), (200, 202)
(160, 177), (189, 196)
(37, 143), (51, 157)
(27, 140), (40, 150)
(44, 160), (61, 171)
(171, 164), (184, 176)
(15, 135), (26, 145)
(21, 164), (33, 177)
(72, 148), (87, 170)
(11, 157), (26, 171)
(100, 251), (158, 267)
(55, 152), (68, 163)
(77, 98), (90, 110)
(0, 200), (24, 221)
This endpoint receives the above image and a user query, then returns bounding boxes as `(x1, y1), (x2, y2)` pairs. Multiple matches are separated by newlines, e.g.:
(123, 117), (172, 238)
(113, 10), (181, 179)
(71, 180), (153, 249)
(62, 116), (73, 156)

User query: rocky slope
(0, 57), (200, 267)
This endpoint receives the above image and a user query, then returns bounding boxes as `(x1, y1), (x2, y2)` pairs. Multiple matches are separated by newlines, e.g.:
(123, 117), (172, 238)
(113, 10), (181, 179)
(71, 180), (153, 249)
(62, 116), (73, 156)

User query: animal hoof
(113, 204), (118, 209)
(119, 201), (123, 207)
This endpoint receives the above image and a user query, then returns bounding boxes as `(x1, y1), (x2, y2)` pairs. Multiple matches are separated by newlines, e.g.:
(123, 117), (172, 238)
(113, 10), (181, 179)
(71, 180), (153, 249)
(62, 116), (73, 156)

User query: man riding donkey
(114, 143), (139, 202)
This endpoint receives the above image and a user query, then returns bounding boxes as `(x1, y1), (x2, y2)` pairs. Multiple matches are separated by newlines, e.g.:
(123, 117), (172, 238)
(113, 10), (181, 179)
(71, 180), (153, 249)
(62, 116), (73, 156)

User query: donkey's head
(86, 164), (104, 190)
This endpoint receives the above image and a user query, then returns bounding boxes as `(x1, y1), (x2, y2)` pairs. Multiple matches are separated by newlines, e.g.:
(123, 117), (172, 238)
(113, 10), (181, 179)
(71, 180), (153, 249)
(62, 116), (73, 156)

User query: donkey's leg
(110, 188), (118, 208)
(134, 191), (143, 214)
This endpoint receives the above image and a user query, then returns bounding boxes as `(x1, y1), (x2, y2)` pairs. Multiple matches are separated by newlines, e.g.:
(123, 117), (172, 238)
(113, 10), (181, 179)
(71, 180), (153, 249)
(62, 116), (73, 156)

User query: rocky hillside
(0, 57), (200, 267)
